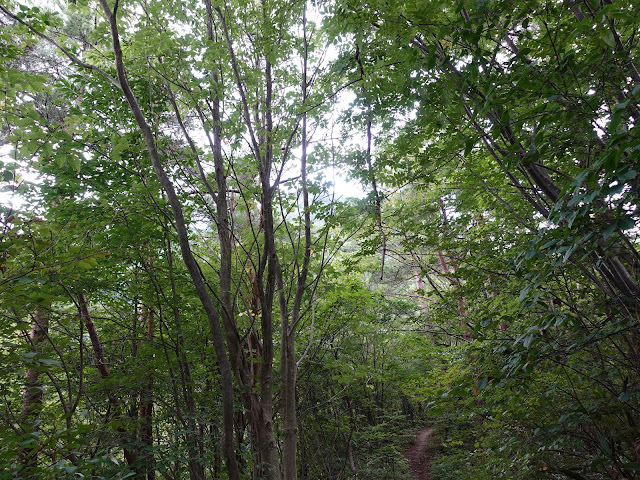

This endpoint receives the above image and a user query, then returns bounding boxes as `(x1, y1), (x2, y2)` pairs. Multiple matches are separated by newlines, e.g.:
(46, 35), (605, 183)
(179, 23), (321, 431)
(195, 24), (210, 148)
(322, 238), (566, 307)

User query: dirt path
(403, 428), (434, 480)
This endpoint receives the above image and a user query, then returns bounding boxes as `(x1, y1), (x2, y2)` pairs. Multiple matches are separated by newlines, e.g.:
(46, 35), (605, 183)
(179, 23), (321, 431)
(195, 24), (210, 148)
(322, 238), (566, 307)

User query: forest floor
(403, 428), (434, 480)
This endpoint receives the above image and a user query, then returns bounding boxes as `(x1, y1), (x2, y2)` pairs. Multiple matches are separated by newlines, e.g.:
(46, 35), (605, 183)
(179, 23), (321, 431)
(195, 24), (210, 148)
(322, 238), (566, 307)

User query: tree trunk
(20, 308), (49, 476)
(78, 292), (139, 469)
(281, 21), (313, 474)
(166, 238), (206, 480)
(139, 306), (156, 480)
(22, 309), (48, 418)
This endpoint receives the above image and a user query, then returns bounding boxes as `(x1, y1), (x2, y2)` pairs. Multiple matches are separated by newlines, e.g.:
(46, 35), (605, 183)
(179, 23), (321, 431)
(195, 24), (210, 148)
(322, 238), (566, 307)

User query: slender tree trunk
(205, 2), (280, 476)
(436, 200), (470, 340)
(166, 237), (206, 480)
(281, 10), (314, 476)
(213, 3), (283, 476)
(280, 325), (298, 480)
(78, 293), (110, 379)
(20, 308), (49, 476)
(78, 292), (139, 469)
(256, 8), (280, 474)
(344, 432), (356, 474)
(22, 309), (48, 418)
(139, 306), (156, 480)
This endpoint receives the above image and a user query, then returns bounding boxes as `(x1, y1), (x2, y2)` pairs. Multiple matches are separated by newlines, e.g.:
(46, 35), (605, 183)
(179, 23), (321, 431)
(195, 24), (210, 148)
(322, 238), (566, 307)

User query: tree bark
(213, 3), (283, 477)
(77, 292), (139, 469)
(280, 7), (315, 477)
(165, 236), (206, 480)
(138, 306), (156, 480)
(20, 308), (49, 476)
(22, 309), (48, 418)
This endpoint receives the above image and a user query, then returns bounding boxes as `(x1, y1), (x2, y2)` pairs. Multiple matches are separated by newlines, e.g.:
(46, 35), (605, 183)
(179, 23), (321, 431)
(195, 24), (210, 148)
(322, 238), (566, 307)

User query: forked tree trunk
(204, 2), (280, 476)
(212, 2), (282, 477)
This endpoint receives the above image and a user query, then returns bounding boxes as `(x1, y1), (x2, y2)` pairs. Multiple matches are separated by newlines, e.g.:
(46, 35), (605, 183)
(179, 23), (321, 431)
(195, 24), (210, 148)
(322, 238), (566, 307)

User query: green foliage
(1, 0), (639, 478)
(296, 275), (422, 479)
(325, 0), (640, 477)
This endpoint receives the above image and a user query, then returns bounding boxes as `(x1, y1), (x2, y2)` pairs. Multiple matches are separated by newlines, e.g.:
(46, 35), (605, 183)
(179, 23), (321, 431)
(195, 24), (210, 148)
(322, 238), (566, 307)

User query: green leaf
(614, 99), (630, 111)
(603, 222), (617, 240)
(618, 216), (635, 231)
(618, 392), (632, 402)
(603, 31), (616, 48)
(563, 244), (576, 263)
(70, 155), (81, 173)
(38, 358), (61, 367)
(464, 138), (475, 156)
(618, 463), (640, 472)
(617, 170), (636, 182)
(476, 376), (488, 390)
(19, 438), (38, 447)
(609, 111), (622, 133)
(56, 153), (67, 168)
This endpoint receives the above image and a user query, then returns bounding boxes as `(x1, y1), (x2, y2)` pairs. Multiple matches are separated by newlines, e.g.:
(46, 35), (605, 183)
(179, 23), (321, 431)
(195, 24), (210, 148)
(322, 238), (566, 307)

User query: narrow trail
(403, 428), (434, 480)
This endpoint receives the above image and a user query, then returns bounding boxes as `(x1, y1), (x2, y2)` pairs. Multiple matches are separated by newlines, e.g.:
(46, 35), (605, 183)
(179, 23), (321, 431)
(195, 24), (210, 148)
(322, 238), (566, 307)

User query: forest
(0, 0), (639, 479)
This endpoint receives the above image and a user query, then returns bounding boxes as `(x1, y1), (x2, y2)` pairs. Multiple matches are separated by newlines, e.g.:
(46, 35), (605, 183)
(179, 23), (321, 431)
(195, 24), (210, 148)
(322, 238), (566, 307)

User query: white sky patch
(0, 144), (43, 213)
